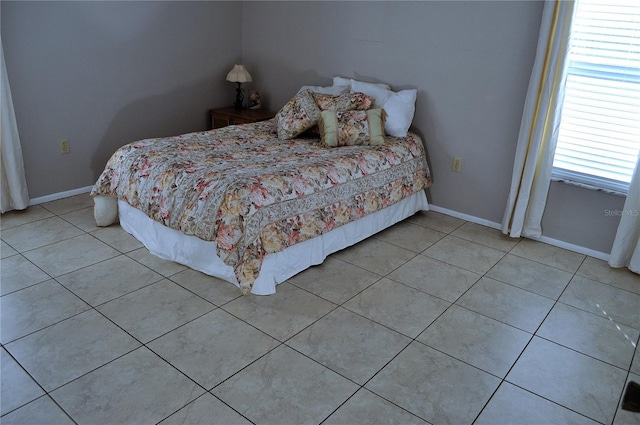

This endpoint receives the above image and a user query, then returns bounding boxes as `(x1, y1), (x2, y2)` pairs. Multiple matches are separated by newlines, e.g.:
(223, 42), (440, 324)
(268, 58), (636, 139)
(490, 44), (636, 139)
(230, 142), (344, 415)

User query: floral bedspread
(92, 119), (432, 294)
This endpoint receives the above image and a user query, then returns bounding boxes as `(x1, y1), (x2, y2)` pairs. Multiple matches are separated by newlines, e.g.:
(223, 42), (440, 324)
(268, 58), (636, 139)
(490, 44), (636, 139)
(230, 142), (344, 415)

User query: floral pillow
(319, 108), (386, 147)
(275, 89), (322, 139)
(313, 92), (375, 112)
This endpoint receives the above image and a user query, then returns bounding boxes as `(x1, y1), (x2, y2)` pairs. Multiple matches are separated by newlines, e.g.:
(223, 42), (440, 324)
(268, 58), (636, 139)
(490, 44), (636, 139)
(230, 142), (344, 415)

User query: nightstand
(209, 108), (275, 130)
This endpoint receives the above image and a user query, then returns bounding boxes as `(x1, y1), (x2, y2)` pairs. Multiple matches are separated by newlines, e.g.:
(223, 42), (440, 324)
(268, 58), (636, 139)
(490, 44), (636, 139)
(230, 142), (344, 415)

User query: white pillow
(383, 89), (417, 137)
(297, 84), (349, 95)
(332, 76), (351, 87)
(350, 80), (392, 108)
(332, 76), (391, 91)
(349, 80), (417, 137)
(94, 195), (119, 226)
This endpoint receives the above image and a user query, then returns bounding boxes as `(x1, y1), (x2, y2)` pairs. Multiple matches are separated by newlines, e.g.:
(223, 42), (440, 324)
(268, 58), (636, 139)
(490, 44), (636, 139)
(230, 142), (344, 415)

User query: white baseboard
(429, 204), (610, 262)
(30, 186), (93, 206)
(428, 204), (502, 230)
(529, 235), (609, 262)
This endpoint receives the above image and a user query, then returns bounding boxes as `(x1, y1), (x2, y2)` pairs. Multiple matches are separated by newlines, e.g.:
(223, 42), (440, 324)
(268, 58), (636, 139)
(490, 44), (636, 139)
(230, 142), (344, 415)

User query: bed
(91, 80), (432, 295)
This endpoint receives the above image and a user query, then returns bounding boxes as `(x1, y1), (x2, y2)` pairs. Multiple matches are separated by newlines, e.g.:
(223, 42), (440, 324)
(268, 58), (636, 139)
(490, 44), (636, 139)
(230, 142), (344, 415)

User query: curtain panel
(502, 1), (575, 238)
(1, 39), (29, 213)
(608, 156), (640, 274)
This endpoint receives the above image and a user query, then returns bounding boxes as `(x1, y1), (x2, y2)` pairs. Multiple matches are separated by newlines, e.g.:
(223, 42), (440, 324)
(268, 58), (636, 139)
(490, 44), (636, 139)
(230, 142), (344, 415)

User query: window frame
(551, 0), (640, 196)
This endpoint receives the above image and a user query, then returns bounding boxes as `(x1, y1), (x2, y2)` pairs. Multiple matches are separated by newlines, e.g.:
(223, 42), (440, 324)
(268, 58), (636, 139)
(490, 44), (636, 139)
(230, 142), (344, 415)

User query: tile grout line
(326, 221), (507, 424)
(3, 199), (638, 424)
(485, 254), (627, 425)
(0, 348), (77, 424)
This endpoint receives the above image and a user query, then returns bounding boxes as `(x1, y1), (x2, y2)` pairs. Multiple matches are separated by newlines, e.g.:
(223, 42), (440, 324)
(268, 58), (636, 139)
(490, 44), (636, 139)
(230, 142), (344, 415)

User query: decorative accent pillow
(350, 80), (417, 137)
(275, 89), (322, 139)
(319, 108), (386, 147)
(313, 92), (375, 112)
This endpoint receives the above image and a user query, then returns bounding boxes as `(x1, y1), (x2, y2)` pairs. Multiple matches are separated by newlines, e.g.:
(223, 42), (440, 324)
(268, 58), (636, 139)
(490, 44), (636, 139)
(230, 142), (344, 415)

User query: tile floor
(1, 193), (639, 425)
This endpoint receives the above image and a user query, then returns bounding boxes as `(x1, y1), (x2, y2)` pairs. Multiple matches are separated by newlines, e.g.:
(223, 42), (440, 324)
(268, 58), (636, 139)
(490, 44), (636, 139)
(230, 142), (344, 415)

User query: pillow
(275, 89), (322, 139)
(349, 79), (393, 96)
(350, 81), (417, 137)
(350, 80), (392, 108)
(313, 92), (375, 112)
(297, 84), (349, 95)
(382, 89), (417, 137)
(94, 195), (118, 227)
(332, 76), (351, 87)
(319, 108), (386, 147)
(333, 76), (391, 91)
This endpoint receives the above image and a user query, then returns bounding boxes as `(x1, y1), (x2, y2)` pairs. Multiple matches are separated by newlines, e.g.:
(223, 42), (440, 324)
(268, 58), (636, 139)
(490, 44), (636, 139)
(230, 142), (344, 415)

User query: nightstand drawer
(231, 116), (258, 125)
(209, 108), (275, 130)
(212, 116), (232, 129)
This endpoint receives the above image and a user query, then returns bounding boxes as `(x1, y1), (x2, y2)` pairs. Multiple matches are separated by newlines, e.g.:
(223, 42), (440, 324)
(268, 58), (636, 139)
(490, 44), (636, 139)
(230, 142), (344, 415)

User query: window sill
(550, 177), (627, 197)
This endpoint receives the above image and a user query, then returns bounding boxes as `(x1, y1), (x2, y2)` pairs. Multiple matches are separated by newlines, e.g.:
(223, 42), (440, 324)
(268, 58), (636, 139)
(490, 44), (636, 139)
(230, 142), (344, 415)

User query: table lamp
(226, 64), (253, 110)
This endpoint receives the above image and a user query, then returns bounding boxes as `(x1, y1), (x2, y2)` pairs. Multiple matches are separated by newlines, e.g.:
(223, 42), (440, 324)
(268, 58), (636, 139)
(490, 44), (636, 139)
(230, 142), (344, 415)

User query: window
(552, 0), (640, 194)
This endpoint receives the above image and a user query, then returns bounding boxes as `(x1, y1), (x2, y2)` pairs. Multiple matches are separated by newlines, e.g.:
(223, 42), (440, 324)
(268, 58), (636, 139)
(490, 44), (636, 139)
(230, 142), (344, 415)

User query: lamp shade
(226, 64), (252, 83)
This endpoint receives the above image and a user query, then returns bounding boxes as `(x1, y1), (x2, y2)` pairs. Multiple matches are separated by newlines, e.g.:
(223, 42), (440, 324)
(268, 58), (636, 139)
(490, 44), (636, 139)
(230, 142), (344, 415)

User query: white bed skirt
(114, 191), (429, 295)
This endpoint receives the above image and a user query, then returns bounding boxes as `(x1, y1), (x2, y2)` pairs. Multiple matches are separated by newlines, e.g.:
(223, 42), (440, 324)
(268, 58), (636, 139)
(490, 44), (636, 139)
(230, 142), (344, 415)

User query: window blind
(552, 0), (640, 194)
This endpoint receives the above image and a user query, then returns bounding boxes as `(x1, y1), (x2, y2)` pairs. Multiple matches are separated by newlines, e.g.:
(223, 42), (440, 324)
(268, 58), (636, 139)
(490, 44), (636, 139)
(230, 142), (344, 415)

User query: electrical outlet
(452, 156), (462, 172)
(60, 139), (70, 154)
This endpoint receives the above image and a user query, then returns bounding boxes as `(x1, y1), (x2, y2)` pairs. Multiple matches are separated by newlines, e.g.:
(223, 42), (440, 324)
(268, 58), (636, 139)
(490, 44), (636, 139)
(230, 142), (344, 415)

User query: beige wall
(242, 1), (542, 223)
(241, 1), (622, 254)
(2, 1), (623, 253)
(2, 1), (243, 198)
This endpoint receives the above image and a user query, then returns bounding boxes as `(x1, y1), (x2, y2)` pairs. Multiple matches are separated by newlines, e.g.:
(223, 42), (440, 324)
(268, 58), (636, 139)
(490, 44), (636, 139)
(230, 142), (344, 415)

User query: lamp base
(234, 83), (245, 110)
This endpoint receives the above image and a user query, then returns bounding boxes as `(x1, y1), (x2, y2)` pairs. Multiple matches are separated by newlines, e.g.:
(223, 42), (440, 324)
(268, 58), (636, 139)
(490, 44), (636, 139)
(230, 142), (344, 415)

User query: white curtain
(502, 1), (575, 238)
(1, 38), (29, 213)
(609, 156), (640, 274)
